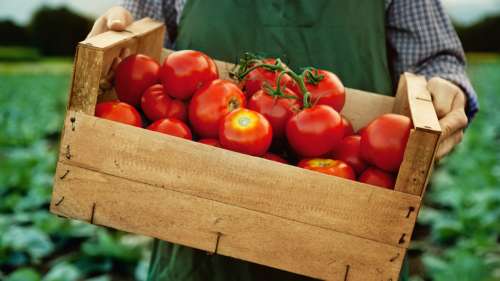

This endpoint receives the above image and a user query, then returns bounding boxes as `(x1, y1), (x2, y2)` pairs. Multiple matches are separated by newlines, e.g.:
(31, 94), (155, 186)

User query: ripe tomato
(166, 99), (187, 123)
(262, 153), (287, 164)
(147, 118), (192, 140)
(199, 138), (221, 147)
(360, 114), (412, 172)
(141, 84), (171, 121)
(189, 79), (245, 138)
(332, 135), (368, 175)
(358, 167), (395, 189)
(303, 69), (345, 112)
(298, 158), (356, 180)
(115, 54), (159, 106)
(341, 115), (354, 137)
(219, 109), (272, 156)
(159, 50), (218, 100)
(286, 105), (344, 157)
(247, 88), (300, 139)
(244, 59), (295, 97)
(95, 101), (142, 127)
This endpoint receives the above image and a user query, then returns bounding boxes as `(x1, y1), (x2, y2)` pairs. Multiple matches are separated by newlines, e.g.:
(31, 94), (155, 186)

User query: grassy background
(0, 53), (499, 280)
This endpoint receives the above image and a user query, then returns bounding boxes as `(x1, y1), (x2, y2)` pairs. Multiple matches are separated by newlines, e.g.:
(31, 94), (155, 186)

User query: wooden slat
(395, 130), (440, 195)
(69, 18), (165, 114)
(58, 111), (420, 248)
(51, 163), (405, 281)
(393, 73), (441, 133)
(393, 73), (441, 196)
(342, 88), (395, 131)
(68, 47), (104, 114)
(80, 18), (165, 50)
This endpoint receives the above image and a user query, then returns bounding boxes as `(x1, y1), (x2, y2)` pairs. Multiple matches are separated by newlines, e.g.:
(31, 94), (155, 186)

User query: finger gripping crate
(51, 18), (441, 281)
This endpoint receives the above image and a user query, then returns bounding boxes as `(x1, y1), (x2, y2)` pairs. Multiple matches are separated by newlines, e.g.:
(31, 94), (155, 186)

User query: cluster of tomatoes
(95, 50), (412, 190)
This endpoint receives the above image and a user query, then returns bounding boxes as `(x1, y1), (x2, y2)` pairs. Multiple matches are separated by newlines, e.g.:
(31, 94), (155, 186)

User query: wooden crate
(50, 18), (441, 280)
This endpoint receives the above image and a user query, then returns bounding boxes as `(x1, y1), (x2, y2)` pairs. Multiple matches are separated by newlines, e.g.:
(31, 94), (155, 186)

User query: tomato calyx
(231, 53), (314, 108)
(302, 67), (325, 86)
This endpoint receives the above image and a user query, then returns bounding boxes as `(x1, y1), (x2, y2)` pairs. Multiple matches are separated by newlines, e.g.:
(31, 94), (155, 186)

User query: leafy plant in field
(415, 58), (500, 281)
(0, 63), (151, 281)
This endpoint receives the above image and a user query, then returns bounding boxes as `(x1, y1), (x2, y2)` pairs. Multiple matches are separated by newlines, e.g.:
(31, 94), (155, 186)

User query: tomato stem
(232, 54), (314, 109)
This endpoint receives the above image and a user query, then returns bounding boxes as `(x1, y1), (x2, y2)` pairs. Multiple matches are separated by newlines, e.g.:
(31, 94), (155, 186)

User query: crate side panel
(342, 88), (395, 131)
(60, 111), (420, 248)
(395, 129), (440, 196)
(51, 163), (405, 281)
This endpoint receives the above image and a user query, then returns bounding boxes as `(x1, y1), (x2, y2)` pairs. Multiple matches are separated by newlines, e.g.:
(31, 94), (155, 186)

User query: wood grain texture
(395, 130), (440, 196)
(80, 18), (164, 50)
(69, 17), (164, 114)
(394, 73), (441, 133)
(58, 111), (420, 248)
(393, 73), (441, 196)
(68, 47), (104, 114)
(51, 163), (405, 281)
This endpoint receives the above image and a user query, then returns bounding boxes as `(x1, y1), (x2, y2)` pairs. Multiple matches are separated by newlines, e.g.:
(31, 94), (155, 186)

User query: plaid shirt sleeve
(386, 0), (479, 120)
(121, 0), (180, 48)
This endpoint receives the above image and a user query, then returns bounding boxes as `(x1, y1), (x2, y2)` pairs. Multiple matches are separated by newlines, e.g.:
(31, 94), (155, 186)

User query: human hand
(87, 6), (134, 38)
(427, 77), (469, 160)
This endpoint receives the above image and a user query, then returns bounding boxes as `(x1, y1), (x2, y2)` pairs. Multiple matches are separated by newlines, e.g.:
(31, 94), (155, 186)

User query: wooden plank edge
(59, 111), (421, 249)
(51, 162), (405, 281)
(80, 18), (164, 50)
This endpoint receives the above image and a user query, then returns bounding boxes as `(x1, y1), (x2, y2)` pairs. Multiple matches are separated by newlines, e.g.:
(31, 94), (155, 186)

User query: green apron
(148, 0), (408, 280)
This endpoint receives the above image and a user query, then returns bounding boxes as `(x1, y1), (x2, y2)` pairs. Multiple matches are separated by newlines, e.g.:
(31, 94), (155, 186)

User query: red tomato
(189, 79), (246, 138)
(141, 84), (171, 121)
(332, 135), (368, 175)
(262, 153), (288, 164)
(95, 101), (142, 127)
(303, 69), (345, 112)
(341, 115), (354, 137)
(298, 158), (356, 180)
(115, 54), (160, 106)
(219, 109), (272, 156)
(244, 59), (295, 97)
(247, 88), (300, 139)
(358, 167), (395, 189)
(360, 114), (412, 172)
(147, 118), (192, 140)
(166, 99), (187, 123)
(286, 105), (344, 157)
(199, 138), (221, 147)
(159, 50), (218, 100)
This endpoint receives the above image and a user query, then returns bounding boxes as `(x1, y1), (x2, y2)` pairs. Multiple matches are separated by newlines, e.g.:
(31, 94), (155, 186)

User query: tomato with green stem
(189, 79), (245, 138)
(248, 83), (300, 139)
(243, 58), (296, 97)
(219, 108), (272, 156)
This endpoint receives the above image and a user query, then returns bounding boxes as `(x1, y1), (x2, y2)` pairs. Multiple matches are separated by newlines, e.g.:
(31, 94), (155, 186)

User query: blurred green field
(0, 55), (498, 281)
